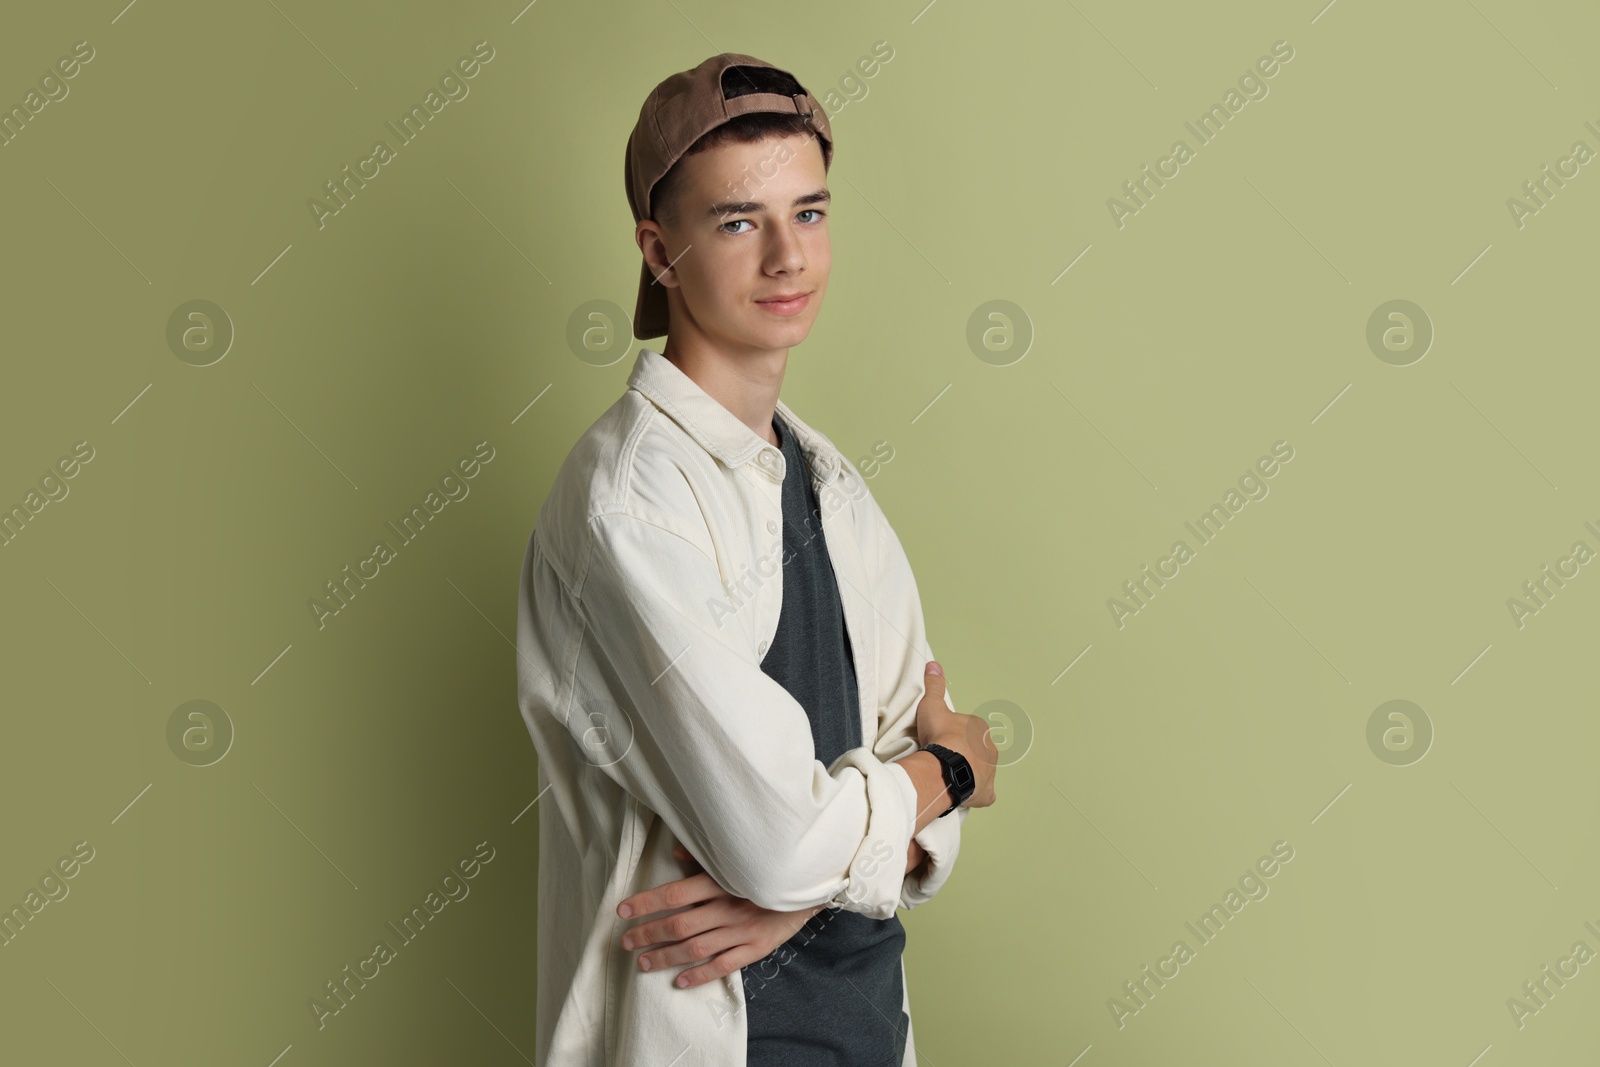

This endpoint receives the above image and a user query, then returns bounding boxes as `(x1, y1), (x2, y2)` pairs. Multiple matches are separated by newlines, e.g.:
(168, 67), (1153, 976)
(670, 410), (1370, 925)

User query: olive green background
(3, 0), (1597, 1063)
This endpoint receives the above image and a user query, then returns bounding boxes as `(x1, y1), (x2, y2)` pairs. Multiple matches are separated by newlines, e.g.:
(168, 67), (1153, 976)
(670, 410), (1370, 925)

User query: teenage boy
(515, 52), (998, 1066)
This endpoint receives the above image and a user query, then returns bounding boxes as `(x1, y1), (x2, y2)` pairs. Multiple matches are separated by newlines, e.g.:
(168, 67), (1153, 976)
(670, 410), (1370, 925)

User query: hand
(616, 842), (823, 989)
(915, 661), (999, 809)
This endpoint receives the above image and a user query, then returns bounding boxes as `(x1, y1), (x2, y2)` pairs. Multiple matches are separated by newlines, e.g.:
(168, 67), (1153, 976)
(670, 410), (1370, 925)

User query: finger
(670, 939), (781, 989)
(617, 871), (726, 923)
(636, 914), (750, 972)
(622, 897), (741, 953)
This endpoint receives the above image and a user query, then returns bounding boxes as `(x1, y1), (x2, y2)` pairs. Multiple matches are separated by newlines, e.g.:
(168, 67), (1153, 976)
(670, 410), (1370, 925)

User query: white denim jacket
(515, 346), (968, 1066)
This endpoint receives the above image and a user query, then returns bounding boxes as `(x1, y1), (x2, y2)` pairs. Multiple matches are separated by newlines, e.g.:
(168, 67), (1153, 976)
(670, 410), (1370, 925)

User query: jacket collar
(626, 347), (843, 485)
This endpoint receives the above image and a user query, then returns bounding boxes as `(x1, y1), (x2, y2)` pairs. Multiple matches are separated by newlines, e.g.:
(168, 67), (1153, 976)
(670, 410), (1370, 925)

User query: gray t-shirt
(742, 412), (910, 1066)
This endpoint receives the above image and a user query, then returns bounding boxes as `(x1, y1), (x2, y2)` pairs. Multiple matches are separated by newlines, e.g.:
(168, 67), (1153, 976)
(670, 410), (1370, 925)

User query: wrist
(919, 741), (975, 817)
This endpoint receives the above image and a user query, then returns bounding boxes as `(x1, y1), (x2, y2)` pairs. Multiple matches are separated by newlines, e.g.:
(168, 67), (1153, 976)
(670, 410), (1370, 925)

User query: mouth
(754, 291), (812, 316)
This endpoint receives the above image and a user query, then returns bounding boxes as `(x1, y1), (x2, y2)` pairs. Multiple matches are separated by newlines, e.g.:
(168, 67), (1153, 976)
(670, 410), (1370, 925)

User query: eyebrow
(705, 189), (830, 220)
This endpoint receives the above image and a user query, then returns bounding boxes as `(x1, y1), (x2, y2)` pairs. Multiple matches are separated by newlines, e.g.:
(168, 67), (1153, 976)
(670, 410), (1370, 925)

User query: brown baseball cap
(623, 53), (834, 340)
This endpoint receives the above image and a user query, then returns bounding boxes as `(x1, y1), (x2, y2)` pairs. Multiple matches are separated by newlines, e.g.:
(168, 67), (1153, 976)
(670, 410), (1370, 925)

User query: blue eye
(719, 210), (827, 234)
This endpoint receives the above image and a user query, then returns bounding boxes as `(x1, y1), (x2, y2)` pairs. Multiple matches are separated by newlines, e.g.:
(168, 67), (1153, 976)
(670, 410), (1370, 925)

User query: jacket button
(757, 640), (769, 656)
(766, 519), (779, 534)
(759, 450), (776, 466)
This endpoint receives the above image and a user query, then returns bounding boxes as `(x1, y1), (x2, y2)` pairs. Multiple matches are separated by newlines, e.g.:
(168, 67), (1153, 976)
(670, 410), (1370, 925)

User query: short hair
(649, 65), (830, 230)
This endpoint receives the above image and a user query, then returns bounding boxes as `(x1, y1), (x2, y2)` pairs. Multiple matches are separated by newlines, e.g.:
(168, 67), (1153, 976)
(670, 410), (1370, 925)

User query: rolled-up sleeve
(859, 490), (969, 911)
(571, 508), (918, 919)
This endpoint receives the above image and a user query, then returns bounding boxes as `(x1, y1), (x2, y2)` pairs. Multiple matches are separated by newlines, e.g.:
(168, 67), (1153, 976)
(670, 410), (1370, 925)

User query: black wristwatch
(921, 743), (974, 817)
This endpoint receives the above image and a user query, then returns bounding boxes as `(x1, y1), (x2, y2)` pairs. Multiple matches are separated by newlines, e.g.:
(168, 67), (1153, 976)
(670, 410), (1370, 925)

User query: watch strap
(920, 742), (975, 817)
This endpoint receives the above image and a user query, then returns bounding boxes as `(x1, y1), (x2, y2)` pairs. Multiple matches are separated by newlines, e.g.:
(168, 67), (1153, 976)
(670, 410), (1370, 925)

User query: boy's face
(639, 132), (830, 354)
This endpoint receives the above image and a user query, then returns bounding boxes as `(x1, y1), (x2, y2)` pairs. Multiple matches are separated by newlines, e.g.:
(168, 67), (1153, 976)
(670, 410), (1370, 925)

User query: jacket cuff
(821, 749), (919, 920)
(900, 803), (968, 909)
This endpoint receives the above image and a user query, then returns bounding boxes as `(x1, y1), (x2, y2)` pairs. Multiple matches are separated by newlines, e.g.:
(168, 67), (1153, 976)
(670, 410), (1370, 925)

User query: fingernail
(927, 661), (942, 676)
(618, 903), (632, 918)
(640, 956), (651, 970)
(676, 975), (690, 987)
(622, 935), (633, 950)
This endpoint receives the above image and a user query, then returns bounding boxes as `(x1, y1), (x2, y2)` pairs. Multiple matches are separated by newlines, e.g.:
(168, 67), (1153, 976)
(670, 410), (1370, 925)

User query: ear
(636, 222), (682, 291)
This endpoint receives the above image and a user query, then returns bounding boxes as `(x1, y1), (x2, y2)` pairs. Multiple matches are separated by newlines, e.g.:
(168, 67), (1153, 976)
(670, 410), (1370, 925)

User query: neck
(660, 337), (788, 447)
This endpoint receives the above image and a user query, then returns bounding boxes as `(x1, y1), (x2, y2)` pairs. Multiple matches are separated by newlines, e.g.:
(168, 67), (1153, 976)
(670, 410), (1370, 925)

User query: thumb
(924, 661), (946, 699)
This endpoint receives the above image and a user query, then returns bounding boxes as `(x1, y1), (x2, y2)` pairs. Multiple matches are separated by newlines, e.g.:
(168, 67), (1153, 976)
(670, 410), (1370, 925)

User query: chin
(745, 313), (817, 347)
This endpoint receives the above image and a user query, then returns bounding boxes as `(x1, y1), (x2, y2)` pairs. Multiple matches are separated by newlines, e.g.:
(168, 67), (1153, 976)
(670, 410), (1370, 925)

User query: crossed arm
(576, 497), (965, 983)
